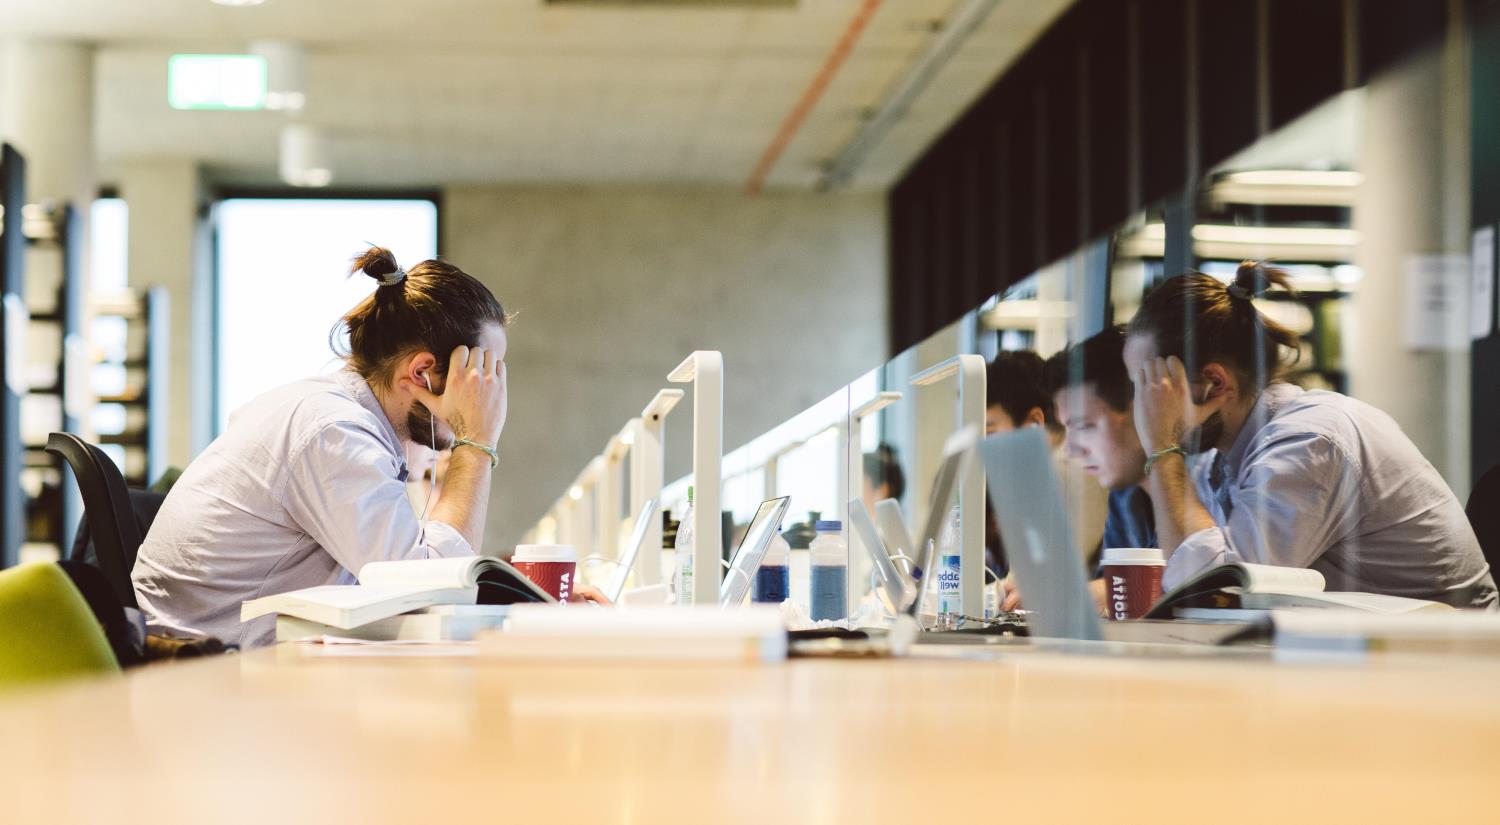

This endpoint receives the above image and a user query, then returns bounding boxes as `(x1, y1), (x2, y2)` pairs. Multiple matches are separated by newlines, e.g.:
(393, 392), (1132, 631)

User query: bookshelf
(91, 287), (168, 487)
(0, 144), (24, 567)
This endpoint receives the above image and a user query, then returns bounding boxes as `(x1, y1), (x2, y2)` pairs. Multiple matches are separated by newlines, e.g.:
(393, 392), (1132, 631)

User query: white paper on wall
(63, 334), (91, 421)
(1472, 225), (1495, 340)
(3, 293), (28, 396)
(1404, 254), (1469, 352)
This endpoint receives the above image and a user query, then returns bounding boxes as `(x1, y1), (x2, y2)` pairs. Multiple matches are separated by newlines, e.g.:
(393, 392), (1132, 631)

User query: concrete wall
(1350, 42), (1471, 494)
(442, 186), (887, 552)
(119, 159), (213, 469)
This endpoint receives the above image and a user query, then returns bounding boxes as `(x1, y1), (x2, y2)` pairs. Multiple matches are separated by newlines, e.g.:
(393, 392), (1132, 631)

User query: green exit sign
(168, 54), (267, 110)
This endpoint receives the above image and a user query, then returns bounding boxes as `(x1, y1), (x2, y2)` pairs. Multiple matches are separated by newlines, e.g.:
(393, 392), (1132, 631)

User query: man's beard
(1182, 410), (1225, 455)
(407, 401), (452, 451)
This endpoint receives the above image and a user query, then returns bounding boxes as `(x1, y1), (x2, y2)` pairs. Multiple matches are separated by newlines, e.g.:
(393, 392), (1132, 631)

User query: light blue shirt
(1166, 383), (1497, 608)
(132, 369), (473, 648)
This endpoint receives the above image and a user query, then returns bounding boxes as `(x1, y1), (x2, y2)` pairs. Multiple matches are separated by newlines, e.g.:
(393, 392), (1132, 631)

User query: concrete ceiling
(1, 0), (1073, 190)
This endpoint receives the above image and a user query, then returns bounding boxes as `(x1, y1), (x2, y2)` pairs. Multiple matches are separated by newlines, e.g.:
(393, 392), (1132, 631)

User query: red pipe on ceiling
(744, 0), (883, 196)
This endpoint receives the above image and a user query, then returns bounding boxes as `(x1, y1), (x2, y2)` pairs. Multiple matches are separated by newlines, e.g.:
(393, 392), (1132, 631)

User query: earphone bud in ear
(423, 373), (432, 392)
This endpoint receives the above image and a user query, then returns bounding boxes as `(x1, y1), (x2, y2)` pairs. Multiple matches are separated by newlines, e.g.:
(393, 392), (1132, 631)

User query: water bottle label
(753, 565), (790, 604)
(937, 554), (962, 614)
(678, 568), (693, 605)
(810, 565), (848, 622)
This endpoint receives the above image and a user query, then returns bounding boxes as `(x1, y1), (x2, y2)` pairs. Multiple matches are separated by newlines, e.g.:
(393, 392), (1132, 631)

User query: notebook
(242, 556), (553, 631)
(1144, 562), (1451, 618)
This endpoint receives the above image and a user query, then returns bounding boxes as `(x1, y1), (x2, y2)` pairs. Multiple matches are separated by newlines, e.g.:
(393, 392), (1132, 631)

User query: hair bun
(1230, 259), (1293, 301)
(351, 246), (405, 287)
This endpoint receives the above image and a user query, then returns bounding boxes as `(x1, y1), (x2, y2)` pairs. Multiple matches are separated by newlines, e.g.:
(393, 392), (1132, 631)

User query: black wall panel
(1082, 0), (1131, 237)
(1360, 0), (1448, 82)
(887, 0), (1453, 356)
(1196, 0), (1261, 174)
(1268, 0), (1348, 129)
(1471, 0), (1500, 480)
(1137, 0), (1190, 207)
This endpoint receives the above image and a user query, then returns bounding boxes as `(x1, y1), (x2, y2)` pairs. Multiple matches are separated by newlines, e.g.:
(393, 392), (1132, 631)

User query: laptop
(980, 429), (1259, 646)
(604, 498), (658, 603)
(875, 498), (917, 576)
(849, 497), (914, 616)
(719, 496), (792, 607)
(848, 426), (975, 622)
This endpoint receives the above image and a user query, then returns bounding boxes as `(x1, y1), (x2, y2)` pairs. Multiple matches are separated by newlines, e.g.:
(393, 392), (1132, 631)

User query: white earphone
(416, 371), (437, 545)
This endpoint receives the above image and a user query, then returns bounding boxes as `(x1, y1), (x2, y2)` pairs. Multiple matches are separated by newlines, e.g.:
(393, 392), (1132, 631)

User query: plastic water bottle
(753, 530), (791, 604)
(936, 504), (963, 620)
(809, 520), (848, 621)
(674, 486), (695, 605)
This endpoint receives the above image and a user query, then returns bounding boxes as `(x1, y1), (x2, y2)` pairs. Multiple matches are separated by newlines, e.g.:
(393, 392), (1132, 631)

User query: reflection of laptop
(907, 428), (976, 618)
(719, 497), (792, 607)
(849, 497), (913, 616)
(845, 428), (974, 621)
(980, 429), (1257, 645)
(604, 499), (658, 603)
(875, 499), (916, 575)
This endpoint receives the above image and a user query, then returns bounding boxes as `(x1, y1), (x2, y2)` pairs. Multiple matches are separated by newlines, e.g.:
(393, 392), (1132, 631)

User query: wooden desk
(0, 641), (1495, 824)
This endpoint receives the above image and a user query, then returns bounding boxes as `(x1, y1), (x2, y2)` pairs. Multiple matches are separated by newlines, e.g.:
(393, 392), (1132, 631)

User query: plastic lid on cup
(513, 544), (578, 563)
(1101, 547), (1165, 565)
(815, 520), (842, 532)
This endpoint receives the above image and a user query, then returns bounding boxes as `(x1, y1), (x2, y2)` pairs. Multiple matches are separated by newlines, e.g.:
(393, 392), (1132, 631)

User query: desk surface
(1, 640), (1496, 824)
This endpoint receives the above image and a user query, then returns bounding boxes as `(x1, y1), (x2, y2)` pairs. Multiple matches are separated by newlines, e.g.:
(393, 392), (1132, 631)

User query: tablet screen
(719, 497), (791, 606)
(606, 499), (657, 602)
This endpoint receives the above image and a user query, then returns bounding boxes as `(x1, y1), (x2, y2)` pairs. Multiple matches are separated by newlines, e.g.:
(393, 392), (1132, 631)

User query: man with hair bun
(134, 247), (599, 648)
(1125, 262), (1496, 608)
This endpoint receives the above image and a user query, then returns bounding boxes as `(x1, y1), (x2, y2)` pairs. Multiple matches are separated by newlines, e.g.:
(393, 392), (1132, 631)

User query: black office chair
(44, 433), (143, 609)
(1467, 464), (1500, 580)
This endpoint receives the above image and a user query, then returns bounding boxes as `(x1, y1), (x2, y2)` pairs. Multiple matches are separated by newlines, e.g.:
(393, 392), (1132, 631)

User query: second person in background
(986, 351), (1108, 574)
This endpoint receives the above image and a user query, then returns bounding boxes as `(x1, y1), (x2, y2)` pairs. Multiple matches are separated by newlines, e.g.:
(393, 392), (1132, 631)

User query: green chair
(0, 563), (120, 690)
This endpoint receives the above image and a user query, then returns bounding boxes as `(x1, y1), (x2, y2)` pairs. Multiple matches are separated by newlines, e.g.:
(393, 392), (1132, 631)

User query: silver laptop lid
(874, 499), (916, 577)
(719, 496), (792, 607)
(849, 497), (915, 615)
(605, 498), (658, 603)
(980, 429), (1102, 641)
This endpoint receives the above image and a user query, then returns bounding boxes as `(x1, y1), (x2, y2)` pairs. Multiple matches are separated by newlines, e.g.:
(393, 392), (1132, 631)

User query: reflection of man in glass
(861, 444), (906, 515)
(1045, 328), (1156, 552)
(1124, 264), (1495, 606)
(986, 351), (1108, 571)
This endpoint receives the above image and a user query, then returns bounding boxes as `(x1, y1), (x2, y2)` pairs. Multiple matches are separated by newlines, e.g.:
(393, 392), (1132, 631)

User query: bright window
(215, 198), (438, 433)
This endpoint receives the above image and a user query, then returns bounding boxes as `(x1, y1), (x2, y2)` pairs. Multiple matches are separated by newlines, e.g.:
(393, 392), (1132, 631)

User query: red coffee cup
(511, 544), (577, 602)
(1101, 547), (1165, 620)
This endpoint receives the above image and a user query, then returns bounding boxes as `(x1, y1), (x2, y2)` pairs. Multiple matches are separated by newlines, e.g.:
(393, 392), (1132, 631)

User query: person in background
(1044, 327), (1156, 552)
(987, 350), (1108, 571)
(1125, 261), (1496, 607)
(134, 246), (602, 649)
(861, 443), (906, 515)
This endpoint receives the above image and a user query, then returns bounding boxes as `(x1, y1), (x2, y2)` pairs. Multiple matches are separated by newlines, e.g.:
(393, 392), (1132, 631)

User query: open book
(1144, 562), (1451, 619)
(242, 556), (554, 631)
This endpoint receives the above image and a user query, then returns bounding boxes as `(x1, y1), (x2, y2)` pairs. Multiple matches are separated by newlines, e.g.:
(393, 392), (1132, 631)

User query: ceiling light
(168, 54), (266, 110)
(211, 0), (267, 6)
(251, 40), (306, 111)
(278, 124), (332, 188)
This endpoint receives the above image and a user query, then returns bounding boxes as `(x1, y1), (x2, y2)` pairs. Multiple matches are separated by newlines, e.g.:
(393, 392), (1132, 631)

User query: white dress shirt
(132, 369), (473, 648)
(1165, 383), (1497, 608)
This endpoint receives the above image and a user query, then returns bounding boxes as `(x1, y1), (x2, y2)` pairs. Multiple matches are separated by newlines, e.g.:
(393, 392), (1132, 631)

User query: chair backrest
(0, 562), (120, 689)
(44, 433), (142, 609)
(1466, 463), (1500, 580)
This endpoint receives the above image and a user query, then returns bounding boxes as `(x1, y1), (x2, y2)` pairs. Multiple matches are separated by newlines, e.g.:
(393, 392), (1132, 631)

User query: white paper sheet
(3, 294), (27, 396)
(1473, 225), (1496, 340)
(1404, 254), (1468, 351)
